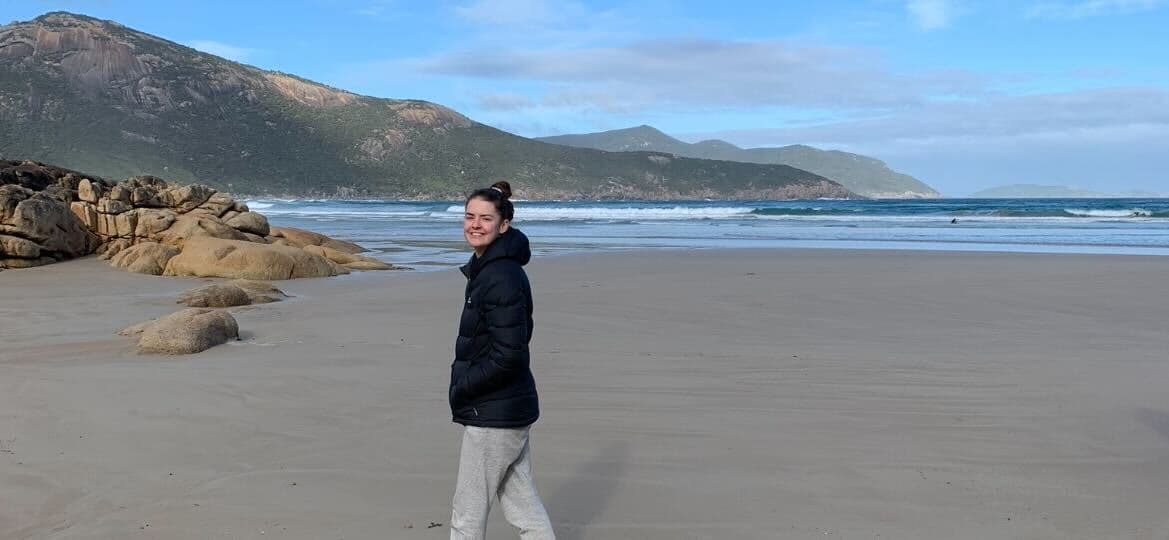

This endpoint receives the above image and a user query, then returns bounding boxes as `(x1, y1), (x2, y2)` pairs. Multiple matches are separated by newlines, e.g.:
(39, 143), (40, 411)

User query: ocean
(248, 198), (1169, 270)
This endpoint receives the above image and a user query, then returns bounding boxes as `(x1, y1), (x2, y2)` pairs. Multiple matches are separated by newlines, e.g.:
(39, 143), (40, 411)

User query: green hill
(0, 12), (854, 200)
(539, 125), (940, 198)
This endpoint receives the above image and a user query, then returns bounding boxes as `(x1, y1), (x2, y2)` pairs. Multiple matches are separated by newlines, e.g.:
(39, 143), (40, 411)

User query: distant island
(0, 12), (854, 201)
(538, 125), (940, 199)
(969, 184), (1167, 198)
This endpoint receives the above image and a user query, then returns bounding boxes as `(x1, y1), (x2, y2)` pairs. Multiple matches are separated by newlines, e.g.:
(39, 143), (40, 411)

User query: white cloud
(356, 0), (394, 17)
(448, 0), (627, 47)
(336, 3), (1168, 195)
(186, 40), (256, 62)
(690, 87), (1169, 145)
(907, 0), (956, 30)
(1027, 0), (1167, 19)
(477, 92), (535, 110)
(409, 38), (988, 111)
(455, 0), (570, 27)
(682, 87), (1169, 194)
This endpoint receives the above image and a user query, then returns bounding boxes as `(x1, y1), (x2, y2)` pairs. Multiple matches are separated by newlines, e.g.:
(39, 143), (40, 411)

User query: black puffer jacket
(449, 228), (539, 428)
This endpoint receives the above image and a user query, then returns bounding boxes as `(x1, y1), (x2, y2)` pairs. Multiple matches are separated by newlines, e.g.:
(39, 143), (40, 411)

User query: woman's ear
(499, 219), (511, 234)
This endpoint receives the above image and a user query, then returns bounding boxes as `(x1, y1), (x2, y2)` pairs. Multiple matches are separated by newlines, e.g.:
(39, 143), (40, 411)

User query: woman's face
(464, 197), (510, 255)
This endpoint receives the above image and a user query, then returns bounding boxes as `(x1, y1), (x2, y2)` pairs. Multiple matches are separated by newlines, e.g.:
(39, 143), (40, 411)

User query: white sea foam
(251, 201), (1169, 224)
(1064, 208), (1152, 218)
(444, 205), (756, 221)
(261, 209), (433, 218)
(241, 198), (1169, 257)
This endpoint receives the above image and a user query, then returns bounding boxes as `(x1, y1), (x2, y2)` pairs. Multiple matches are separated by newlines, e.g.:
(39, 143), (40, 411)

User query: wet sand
(2, 249), (1168, 539)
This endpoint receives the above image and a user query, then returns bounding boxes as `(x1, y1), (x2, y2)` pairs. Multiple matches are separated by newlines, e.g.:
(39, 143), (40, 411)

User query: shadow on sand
(1136, 408), (1169, 443)
(547, 440), (630, 540)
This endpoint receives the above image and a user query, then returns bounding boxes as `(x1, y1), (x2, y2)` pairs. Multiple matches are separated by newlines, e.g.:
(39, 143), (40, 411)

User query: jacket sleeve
(453, 271), (529, 401)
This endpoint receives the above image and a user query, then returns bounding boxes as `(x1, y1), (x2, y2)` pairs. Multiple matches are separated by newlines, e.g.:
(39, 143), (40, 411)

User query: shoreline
(3, 249), (1168, 539)
(253, 198), (1169, 268)
(387, 242), (1169, 274)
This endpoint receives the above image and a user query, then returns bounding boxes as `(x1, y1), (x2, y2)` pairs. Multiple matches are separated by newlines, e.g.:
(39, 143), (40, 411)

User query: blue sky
(5, 0), (1169, 195)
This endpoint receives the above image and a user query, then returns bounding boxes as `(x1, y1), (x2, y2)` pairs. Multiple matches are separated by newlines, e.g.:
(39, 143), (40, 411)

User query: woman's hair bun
(490, 181), (512, 200)
(466, 181), (516, 221)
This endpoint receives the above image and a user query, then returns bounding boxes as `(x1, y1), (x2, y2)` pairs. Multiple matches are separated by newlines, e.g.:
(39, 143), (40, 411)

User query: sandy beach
(2, 248), (1168, 539)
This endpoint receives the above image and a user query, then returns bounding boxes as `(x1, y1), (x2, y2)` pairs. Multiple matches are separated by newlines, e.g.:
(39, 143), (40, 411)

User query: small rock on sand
(177, 284), (253, 308)
(135, 308), (239, 355)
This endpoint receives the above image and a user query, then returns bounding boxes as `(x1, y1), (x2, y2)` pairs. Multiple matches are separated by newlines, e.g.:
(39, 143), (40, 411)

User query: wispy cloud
(682, 86), (1169, 193)
(476, 92), (535, 111)
(449, 0), (628, 47)
(327, 0), (1168, 194)
(454, 0), (583, 27)
(186, 40), (256, 62)
(356, 0), (394, 17)
(693, 87), (1169, 145)
(1026, 0), (1167, 19)
(409, 38), (988, 112)
(906, 0), (957, 30)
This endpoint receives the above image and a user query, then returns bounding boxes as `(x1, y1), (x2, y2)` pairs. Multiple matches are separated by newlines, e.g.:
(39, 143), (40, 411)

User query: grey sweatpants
(450, 425), (555, 540)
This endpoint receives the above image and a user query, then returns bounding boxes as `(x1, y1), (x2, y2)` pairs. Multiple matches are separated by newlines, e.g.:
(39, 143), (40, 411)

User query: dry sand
(2, 249), (1168, 539)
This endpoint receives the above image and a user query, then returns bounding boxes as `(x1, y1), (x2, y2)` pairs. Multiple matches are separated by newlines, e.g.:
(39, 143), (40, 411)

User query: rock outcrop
(108, 242), (180, 275)
(0, 160), (400, 278)
(269, 226), (364, 254)
(164, 237), (347, 280)
(1, 161), (101, 269)
(303, 244), (396, 271)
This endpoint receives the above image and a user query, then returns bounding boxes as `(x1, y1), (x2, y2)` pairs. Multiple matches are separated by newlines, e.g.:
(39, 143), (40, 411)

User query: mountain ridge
(539, 125), (940, 199)
(0, 12), (855, 200)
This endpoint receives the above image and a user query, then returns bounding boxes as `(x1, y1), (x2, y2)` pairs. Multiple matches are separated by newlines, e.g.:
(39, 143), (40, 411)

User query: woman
(449, 181), (555, 539)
